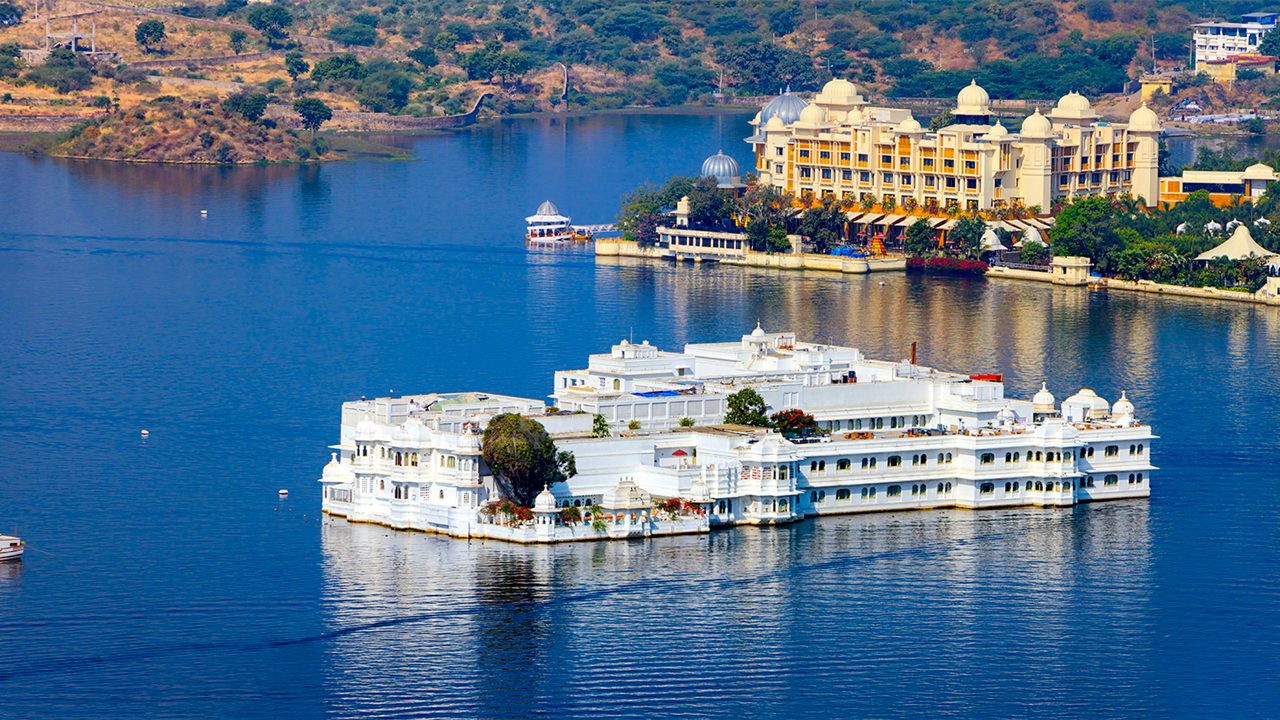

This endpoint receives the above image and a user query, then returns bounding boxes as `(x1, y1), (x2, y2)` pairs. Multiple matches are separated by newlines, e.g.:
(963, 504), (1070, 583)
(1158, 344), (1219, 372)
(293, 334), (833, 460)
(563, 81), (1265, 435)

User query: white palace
(320, 328), (1154, 543)
(747, 79), (1162, 212)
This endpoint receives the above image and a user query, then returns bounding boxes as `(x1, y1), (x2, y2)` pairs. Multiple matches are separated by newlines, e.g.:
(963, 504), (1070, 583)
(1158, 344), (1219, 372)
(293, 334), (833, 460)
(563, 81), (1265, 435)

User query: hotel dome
(534, 485), (558, 513)
(797, 102), (827, 126)
(1032, 382), (1056, 413)
(1112, 391), (1136, 418)
(815, 77), (864, 106)
(701, 150), (744, 189)
(1020, 109), (1053, 137)
(955, 80), (991, 116)
(759, 90), (808, 126)
(1128, 103), (1160, 132)
(896, 116), (923, 133)
(1049, 91), (1099, 122)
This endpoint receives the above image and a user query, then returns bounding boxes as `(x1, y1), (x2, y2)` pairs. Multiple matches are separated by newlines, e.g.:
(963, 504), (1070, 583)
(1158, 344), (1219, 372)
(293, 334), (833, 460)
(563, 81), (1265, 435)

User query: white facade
(320, 329), (1155, 542)
(1193, 13), (1279, 66)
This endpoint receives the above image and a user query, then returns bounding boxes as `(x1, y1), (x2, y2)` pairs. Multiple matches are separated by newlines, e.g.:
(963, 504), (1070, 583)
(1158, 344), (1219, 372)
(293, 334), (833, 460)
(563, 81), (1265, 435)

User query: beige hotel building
(747, 79), (1162, 212)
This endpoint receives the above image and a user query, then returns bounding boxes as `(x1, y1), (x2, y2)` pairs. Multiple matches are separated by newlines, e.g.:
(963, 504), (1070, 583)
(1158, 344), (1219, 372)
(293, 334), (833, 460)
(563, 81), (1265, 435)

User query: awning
(855, 213), (884, 226)
(939, 219), (959, 230)
(878, 214), (907, 227)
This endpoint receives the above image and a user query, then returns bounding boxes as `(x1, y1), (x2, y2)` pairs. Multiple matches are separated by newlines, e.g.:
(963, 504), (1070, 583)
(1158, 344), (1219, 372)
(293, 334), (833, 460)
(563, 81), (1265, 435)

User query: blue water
(1, 112), (1278, 719)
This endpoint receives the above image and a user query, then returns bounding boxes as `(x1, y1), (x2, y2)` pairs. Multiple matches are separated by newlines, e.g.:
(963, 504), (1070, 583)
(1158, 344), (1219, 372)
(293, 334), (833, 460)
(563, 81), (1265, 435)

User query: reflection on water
(319, 503), (1152, 718)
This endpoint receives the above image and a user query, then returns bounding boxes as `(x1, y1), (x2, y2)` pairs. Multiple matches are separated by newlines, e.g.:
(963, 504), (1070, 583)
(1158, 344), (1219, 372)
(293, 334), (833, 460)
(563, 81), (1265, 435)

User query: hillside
(0, 0), (1263, 159)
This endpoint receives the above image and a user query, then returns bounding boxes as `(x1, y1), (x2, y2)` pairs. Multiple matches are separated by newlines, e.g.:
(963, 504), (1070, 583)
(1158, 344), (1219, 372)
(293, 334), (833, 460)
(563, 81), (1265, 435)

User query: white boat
(0, 535), (24, 562)
(525, 200), (592, 243)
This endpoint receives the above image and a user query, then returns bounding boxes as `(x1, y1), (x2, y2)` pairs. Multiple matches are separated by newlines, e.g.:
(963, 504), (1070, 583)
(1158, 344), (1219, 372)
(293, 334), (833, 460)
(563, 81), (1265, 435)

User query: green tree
(24, 48), (93, 93)
(246, 4), (292, 47)
(593, 4), (667, 42)
(407, 46), (438, 70)
(1050, 196), (1130, 274)
(717, 41), (818, 94)
(310, 53), (364, 81)
(724, 388), (770, 427)
(293, 97), (332, 135)
(592, 414), (610, 437)
(1020, 239), (1049, 265)
(798, 199), (844, 253)
(222, 91), (267, 121)
(1261, 29), (1280, 57)
(687, 176), (732, 228)
(481, 413), (577, 507)
(949, 215), (986, 259)
(284, 50), (308, 80)
(328, 22), (377, 47)
(228, 29), (247, 54)
(0, 2), (23, 26)
(356, 62), (415, 112)
(904, 217), (935, 258)
(134, 19), (166, 52)
(678, 417), (695, 427)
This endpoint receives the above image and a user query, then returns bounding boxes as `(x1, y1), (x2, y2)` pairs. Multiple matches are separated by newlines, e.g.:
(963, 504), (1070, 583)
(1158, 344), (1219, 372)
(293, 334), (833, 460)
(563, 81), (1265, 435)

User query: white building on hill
(320, 328), (1155, 543)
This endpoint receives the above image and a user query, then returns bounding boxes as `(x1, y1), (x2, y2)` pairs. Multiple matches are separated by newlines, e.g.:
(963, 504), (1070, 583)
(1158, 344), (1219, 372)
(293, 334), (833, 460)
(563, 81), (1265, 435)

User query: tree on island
(293, 97), (332, 136)
(687, 176), (734, 228)
(228, 29), (247, 55)
(134, 20), (166, 53)
(246, 4), (293, 48)
(724, 388), (770, 427)
(617, 175), (696, 246)
(481, 413), (578, 507)
(769, 408), (820, 438)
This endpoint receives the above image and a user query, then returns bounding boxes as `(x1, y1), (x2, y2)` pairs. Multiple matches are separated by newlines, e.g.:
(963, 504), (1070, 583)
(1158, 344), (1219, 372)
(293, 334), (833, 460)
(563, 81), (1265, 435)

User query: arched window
(1087, 447), (1095, 457)
(612, 379), (621, 391)
(1138, 444), (1145, 455)
(946, 453), (953, 463)
(1137, 473), (1144, 484)
(861, 458), (869, 469)
(1128, 473), (1136, 484)
(887, 485), (902, 497)
(1104, 474), (1118, 485)
(1105, 445), (1119, 457)
(945, 482), (952, 492)
(838, 459), (852, 471)
(810, 461), (818, 472)
(837, 489), (852, 500)
(888, 455), (902, 467)
(1013, 452), (1021, 462)
(394, 452), (402, 466)
(1035, 451), (1043, 461)
(1129, 444), (1137, 455)
(869, 486), (877, 497)
(936, 453), (945, 464)
(1013, 481), (1020, 491)
(1034, 481), (1043, 491)
(1005, 452), (1012, 463)
(1004, 482), (1012, 492)
(936, 482), (944, 493)
(980, 453), (995, 465)
(979, 482), (995, 494)
(860, 487), (868, 498)
(819, 461), (826, 471)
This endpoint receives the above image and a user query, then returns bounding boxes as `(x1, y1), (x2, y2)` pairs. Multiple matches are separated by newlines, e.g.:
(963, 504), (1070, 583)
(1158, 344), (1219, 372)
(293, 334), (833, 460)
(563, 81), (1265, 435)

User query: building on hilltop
(745, 80), (1162, 213)
(1193, 12), (1279, 67)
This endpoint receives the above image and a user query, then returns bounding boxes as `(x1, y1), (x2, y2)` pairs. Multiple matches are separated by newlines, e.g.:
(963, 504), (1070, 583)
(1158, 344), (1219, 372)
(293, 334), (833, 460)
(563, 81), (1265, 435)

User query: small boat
(0, 535), (24, 562)
(525, 200), (593, 243)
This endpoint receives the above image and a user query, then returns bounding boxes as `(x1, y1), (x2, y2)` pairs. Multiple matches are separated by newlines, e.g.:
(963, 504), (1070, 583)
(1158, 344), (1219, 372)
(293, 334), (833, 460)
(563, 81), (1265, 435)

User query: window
(836, 489), (851, 500)
(887, 485), (902, 497)
(799, 149), (810, 159)
(1138, 444), (1145, 455)
(887, 455), (902, 467)
(980, 453), (995, 465)
(979, 482), (995, 494)
(1105, 445), (1119, 457)
(1137, 473), (1144, 484)
(1104, 474), (1119, 486)
(819, 460), (826, 471)
(1013, 481), (1020, 491)
(838, 459), (852, 471)
(810, 461), (818, 472)
(1084, 475), (1095, 488)
(1004, 482), (1012, 492)
(1128, 473), (1137, 484)
(1005, 452), (1013, 463)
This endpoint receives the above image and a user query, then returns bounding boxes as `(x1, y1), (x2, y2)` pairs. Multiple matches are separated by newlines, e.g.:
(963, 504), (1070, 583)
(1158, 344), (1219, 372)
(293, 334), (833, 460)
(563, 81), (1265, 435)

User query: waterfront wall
(595, 238), (906, 274)
(987, 264), (1280, 306)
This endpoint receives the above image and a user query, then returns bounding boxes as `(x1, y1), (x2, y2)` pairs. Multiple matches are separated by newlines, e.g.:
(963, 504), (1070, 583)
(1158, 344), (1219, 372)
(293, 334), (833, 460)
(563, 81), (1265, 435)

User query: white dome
(1021, 109), (1052, 137)
(984, 122), (1008, 140)
(533, 485), (557, 512)
(845, 108), (866, 124)
(1111, 390), (1135, 418)
(765, 115), (786, 131)
(896, 116), (922, 133)
(798, 102), (827, 125)
(955, 80), (990, 116)
(354, 416), (377, 440)
(602, 477), (652, 510)
(322, 452), (354, 483)
(688, 476), (711, 502)
(1032, 382), (1056, 413)
(820, 77), (858, 103)
(1056, 91), (1091, 113)
(1066, 388), (1110, 420)
(996, 405), (1018, 425)
(751, 322), (766, 337)
(1128, 103), (1160, 132)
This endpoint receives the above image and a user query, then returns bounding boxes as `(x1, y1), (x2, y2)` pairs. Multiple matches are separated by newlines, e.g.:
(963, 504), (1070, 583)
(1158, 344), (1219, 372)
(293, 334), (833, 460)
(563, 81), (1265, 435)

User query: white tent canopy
(980, 227), (1007, 252)
(1195, 224), (1277, 261)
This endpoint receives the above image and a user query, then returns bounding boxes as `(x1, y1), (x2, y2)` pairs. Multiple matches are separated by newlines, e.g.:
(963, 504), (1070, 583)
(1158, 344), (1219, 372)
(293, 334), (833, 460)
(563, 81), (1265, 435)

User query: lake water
(1, 112), (1278, 719)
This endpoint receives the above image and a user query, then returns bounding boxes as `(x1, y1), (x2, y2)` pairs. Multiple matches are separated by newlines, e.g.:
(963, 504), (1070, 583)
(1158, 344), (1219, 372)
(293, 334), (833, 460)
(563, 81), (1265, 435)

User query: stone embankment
(988, 263), (1280, 306)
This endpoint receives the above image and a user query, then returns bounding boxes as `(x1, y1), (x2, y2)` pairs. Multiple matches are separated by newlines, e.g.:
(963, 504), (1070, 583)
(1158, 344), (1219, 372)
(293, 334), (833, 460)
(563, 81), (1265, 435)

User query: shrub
(906, 257), (989, 275)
